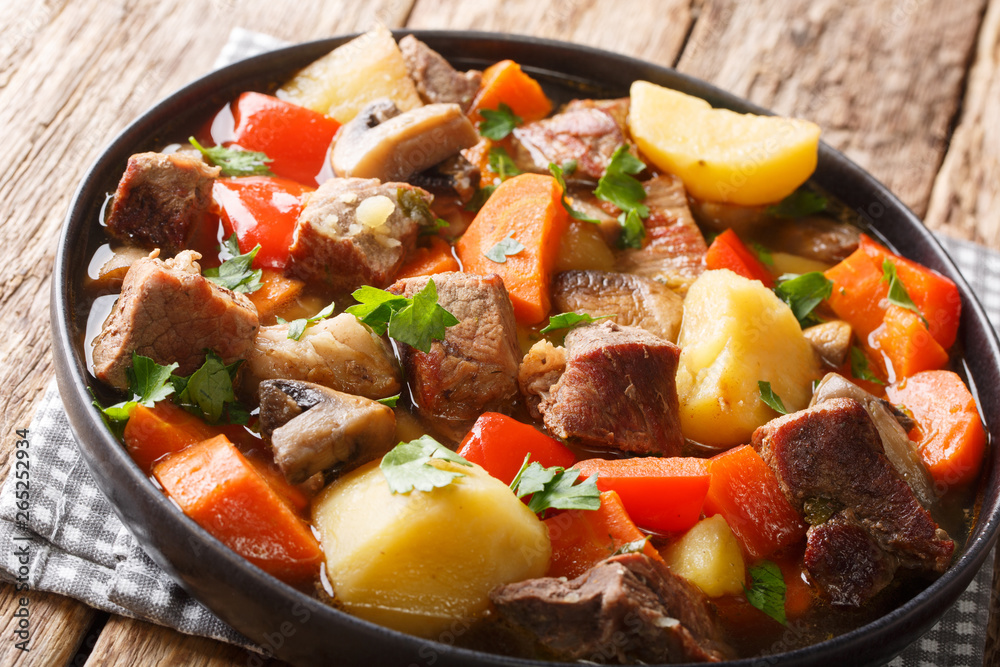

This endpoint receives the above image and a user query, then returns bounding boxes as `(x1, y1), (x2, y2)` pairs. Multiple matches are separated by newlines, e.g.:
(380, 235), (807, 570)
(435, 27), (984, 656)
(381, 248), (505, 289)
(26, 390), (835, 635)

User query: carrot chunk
(123, 402), (220, 474)
(246, 268), (305, 322)
(469, 60), (552, 124)
(544, 490), (662, 579)
(458, 412), (575, 486)
(396, 236), (460, 281)
(703, 445), (807, 559)
(153, 435), (323, 584)
(873, 305), (949, 379)
(456, 173), (570, 324)
(571, 457), (711, 533)
(886, 370), (987, 487)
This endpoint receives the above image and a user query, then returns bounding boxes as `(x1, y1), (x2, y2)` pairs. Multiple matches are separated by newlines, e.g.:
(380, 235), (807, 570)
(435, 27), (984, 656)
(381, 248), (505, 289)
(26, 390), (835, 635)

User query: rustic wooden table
(1, 0), (998, 664)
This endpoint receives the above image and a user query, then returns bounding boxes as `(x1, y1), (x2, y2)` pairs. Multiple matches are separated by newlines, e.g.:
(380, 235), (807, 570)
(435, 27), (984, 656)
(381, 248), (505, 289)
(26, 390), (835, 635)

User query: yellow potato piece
(278, 25), (423, 123)
(664, 515), (745, 597)
(629, 81), (820, 206)
(675, 269), (821, 447)
(312, 459), (550, 637)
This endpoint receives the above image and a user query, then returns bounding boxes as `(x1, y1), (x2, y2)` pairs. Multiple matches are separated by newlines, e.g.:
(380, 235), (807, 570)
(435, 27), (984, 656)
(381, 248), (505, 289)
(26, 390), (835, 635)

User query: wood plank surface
(0, 0), (996, 664)
(925, 0), (1000, 246)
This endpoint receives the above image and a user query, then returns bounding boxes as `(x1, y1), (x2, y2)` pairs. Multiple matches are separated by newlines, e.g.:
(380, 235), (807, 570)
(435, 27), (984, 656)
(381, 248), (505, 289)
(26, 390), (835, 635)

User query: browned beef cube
(552, 270), (684, 342)
(399, 35), (482, 112)
(92, 251), (258, 390)
(614, 174), (707, 294)
(564, 97), (631, 137)
(752, 398), (954, 605)
(512, 107), (627, 181)
(490, 553), (729, 664)
(287, 178), (429, 292)
(105, 152), (220, 254)
(388, 272), (520, 439)
(539, 320), (683, 456)
(803, 509), (899, 608)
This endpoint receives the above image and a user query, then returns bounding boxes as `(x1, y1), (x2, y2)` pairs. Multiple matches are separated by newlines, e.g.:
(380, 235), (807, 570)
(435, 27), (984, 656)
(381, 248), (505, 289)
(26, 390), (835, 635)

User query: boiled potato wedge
(278, 25), (423, 123)
(629, 81), (820, 206)
(676, 269), (821, 447)
(664, 515), (745, 597)
(312, 458), (550, 637)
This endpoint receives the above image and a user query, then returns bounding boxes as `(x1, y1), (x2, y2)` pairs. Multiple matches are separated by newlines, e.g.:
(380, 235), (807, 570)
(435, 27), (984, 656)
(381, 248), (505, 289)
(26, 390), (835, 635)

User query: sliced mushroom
(803, 320), (853, 367)
(260, 379), (397, 484)
(810, 373), (936, 506)
(332, 99), (479, 182)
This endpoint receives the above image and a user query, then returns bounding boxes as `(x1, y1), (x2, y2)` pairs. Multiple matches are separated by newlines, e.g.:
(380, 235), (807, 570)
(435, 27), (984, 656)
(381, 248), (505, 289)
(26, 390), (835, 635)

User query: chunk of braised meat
(388, 272), (520, 441)
(803, 509), (899, 608)
(105, 152), (220, 254)
(399, 35), (482, 112)
(552, 270), (683, 342)
(563, 97), (630, 138)
(287, 178), (429, 292)
(259, 380), (396, 484)
(613, 174), (707, 294)
(752, 398), (954, 606)
(512, 107), (627, 181)
(490, 553), (729, 664)
(332, 100), (479, 182)
(92, 251), (258, 390)
(408, 154), (480, 204)
(770, 216), (860, 264)
(539, 320), (683, 456)
(242, 313), (401, 403)
(518, 340), (566, 420)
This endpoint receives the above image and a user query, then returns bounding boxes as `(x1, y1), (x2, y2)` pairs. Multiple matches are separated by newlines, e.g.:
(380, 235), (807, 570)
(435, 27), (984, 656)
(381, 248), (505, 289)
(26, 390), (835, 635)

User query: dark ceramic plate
(52, 31), (1000, 666)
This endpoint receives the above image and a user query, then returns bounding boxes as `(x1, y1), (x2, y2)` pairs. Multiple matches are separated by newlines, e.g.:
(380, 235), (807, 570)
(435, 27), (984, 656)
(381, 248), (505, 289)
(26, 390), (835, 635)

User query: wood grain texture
(84, 615), (287, 667)
(0, 0), (997, 664)
(925, 0), (1000, 245)
(407, 0), (695, 64)
(675, 0), (986, 218)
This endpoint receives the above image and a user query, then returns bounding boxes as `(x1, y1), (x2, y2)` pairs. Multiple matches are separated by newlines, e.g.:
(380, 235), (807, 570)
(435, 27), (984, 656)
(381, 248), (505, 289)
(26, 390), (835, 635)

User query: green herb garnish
(849, 346), (885, 385)
(488, 146), (522, 181)
(377, 394), (400, 408)
(594, 146), (648, 249)
(95, 352), (178, 426)
(758, 381), (788, 415)
(766, 190), (828, 218)
(380, 435), (472, 494)
(549, 162), (599, 223)
(612, 536), (651, 556)
(745, 560), (787, 625)
(774, 272), (833, 328)
(171, 352), (247, 424)
(752, 242), (774, 266)
(280, 302), (336, 341)
(540, 311), (612, 334)
(189, 136), (273, 177)
(479, 103), (522, 140)
(484, 234), (525, 263)
(346, 279), (460, 353)
(882, 259), (928, 325)
(512, 461), (601, 515)
(203, 235), (263, 294)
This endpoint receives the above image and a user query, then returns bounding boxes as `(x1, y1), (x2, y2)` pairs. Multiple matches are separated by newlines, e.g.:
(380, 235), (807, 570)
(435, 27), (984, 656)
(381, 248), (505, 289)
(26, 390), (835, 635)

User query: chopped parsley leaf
(189, 136), (273, 177)
(478, 103), (522, 140)
(380, 435), (472, 494)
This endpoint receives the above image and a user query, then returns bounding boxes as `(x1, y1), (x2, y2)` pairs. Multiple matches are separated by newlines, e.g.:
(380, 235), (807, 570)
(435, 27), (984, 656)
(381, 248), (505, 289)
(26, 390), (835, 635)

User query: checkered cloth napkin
(1, 28), (996, 665)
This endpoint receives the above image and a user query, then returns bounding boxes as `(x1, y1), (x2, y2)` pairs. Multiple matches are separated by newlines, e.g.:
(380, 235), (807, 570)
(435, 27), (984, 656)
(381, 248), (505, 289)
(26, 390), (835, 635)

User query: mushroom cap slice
(332, 100), (479, 182)
(260, 379), (396, 484)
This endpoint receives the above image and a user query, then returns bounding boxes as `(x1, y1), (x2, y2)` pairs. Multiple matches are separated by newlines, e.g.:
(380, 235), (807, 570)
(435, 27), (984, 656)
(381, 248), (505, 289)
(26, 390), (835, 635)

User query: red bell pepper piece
(231, 92), (340, 187)
(703, 445), (807, 559)
(886, 370), (986, 487)
(571, 457), (711, 533)
(705, 228), (774, 286)
(544, 490), (663, 579)
(457, 412), (576, 486)
(213, 176), (312, 270)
